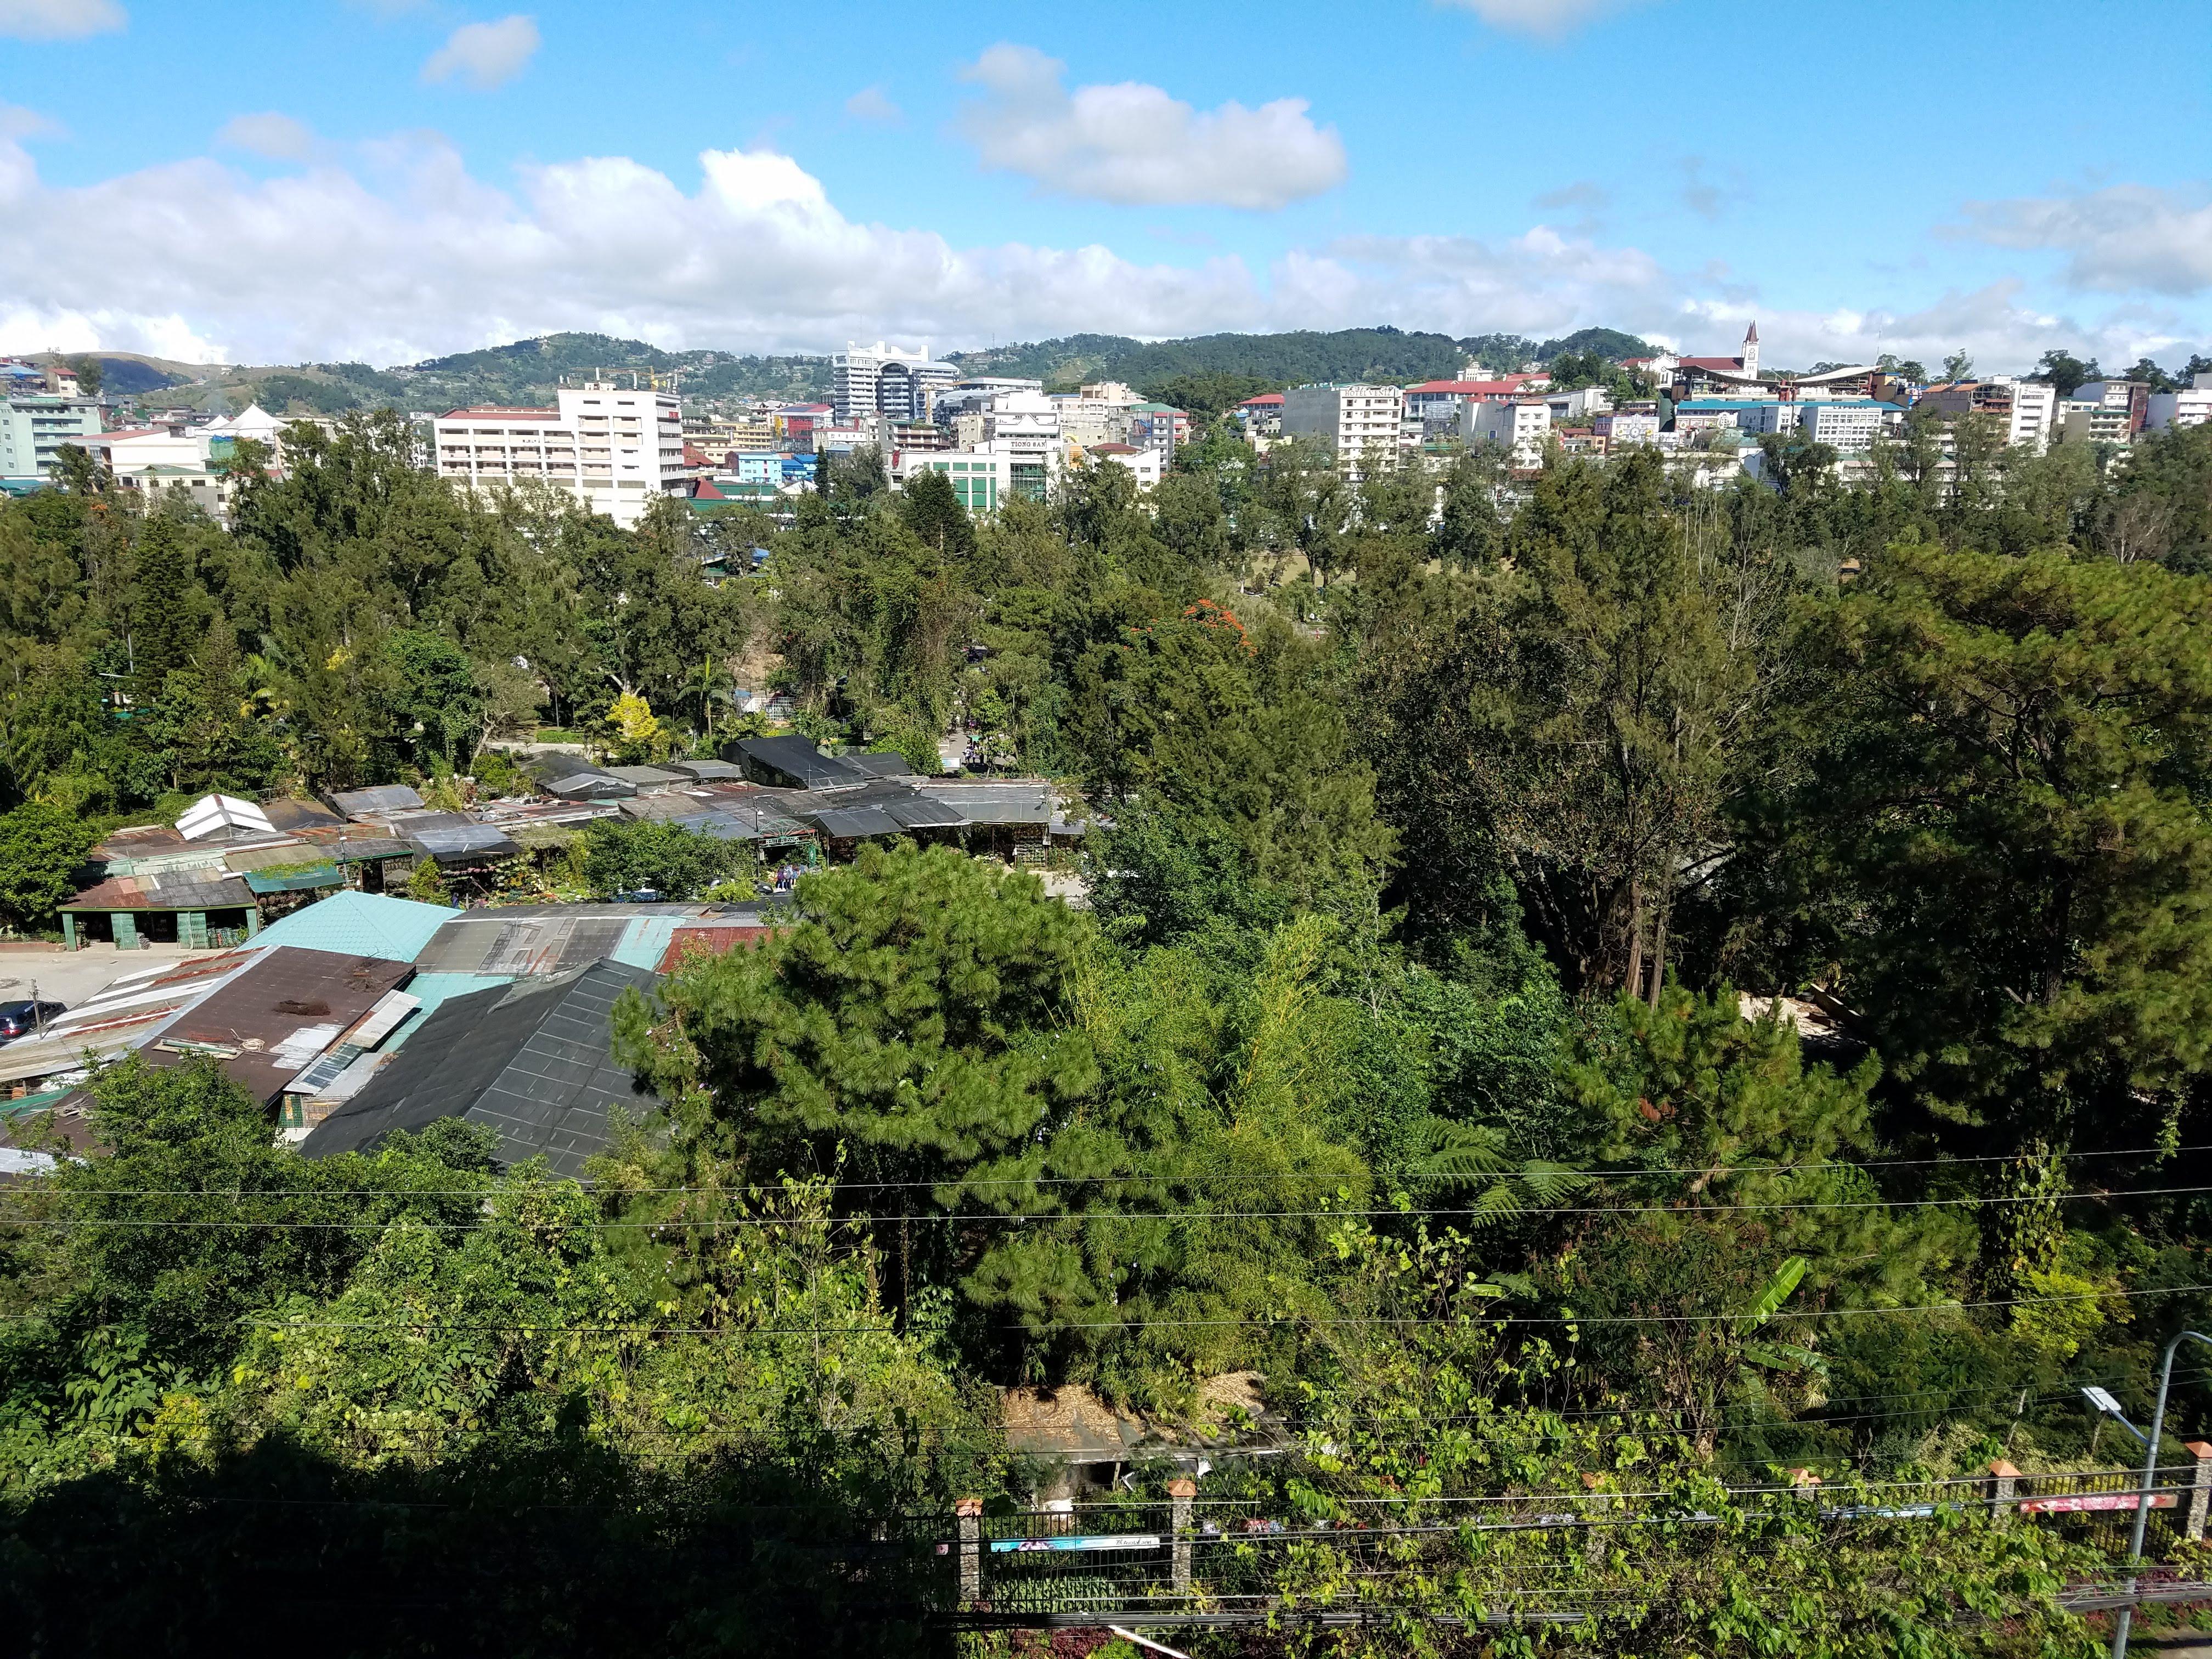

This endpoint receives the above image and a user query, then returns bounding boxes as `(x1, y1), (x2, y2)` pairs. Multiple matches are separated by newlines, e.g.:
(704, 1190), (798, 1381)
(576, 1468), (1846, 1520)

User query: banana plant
(1736, 1254), (1827, 1378)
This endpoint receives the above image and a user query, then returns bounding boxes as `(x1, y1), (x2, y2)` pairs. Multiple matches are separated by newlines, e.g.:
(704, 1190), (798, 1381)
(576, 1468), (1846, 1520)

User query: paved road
(0, 943), (209, 1016)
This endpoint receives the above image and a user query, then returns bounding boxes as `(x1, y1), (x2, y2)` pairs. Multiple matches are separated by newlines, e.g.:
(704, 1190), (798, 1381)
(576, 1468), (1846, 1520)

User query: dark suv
(0, 1000), (66, 1042)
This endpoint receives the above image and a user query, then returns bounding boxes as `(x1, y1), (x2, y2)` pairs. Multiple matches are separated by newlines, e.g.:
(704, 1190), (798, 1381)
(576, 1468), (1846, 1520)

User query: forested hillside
(148, 323), (1666, 419)
(6, 412), (2212, 1653)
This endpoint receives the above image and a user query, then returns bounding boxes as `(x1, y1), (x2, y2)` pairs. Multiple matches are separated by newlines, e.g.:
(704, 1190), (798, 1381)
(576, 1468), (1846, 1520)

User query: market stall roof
(913, 781), (1057, 825)
(605, 765), (684, 789)
(145, 945), (416, 1106)
(849, 752), (916, 778)
(666, 759), (744, 781)
(802, 804), (905, 839)
(260, 798), (346, 833)
(61, 870), (256, 913)
(328, 785), (425, 820)
(392, 813), (524, 861)
(245, 891), (460, 961)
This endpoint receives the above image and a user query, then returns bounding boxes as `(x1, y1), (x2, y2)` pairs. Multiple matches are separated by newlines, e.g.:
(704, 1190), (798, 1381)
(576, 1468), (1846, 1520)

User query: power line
(17, 1139), (2209, 1198)
(11, 1181), (2212, 1229)
(142, 1273), (2212, 1340)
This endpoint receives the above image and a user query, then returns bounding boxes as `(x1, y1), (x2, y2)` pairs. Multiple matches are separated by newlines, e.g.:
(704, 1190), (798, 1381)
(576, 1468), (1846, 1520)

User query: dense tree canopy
(7, 410), (2212, 1652)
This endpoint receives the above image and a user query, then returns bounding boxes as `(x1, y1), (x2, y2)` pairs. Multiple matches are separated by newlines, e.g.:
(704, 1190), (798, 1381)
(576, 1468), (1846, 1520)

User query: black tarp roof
(298, 960), (658, 1178)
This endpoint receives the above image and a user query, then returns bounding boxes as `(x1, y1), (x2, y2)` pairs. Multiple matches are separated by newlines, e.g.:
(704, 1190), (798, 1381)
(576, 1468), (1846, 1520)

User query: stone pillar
(1167, 1477), (1197, 1594)
(955, 1497), (983, 1604)
(2186, 1443), (2212, 1543)
(1988, 1459), (2021, 1525)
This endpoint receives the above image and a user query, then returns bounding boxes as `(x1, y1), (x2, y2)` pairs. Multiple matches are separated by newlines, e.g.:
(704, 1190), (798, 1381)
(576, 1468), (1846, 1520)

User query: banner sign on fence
(991, 1534), (1164, 1554)
(2020, 1493), (2177, 1514)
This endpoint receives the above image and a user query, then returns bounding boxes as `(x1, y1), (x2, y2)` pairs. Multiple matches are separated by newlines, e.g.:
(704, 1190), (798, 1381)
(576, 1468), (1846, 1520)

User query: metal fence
(921, 1450), (2212, 1628)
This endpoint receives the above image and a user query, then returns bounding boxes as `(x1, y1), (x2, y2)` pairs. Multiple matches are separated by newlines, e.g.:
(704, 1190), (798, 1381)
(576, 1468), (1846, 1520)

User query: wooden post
(2186, 1443), (2212, 1543)
(955, 1496), (983, 1604)
(1167, 1477), (1197, 1594)
(1988, 1459), (2021, 1525)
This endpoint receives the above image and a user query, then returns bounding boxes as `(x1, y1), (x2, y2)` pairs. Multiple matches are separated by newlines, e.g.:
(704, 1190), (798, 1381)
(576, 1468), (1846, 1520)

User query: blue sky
(2, 0), (2208, 373)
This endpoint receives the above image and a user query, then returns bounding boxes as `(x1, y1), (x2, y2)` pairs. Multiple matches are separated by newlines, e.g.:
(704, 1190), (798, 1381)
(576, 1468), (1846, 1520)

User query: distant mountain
(108, 323), (1661, 420)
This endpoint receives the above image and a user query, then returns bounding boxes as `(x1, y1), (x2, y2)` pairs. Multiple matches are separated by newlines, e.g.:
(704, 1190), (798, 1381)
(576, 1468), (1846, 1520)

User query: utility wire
(18, 1139), (2210, 1198)
(10, 1182), (2212, 1229)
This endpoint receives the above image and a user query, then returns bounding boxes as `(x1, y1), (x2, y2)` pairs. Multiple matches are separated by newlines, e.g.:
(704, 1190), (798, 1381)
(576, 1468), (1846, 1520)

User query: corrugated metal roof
(61, 871), (256, 912)
(328, 785), (425, 819)
(148, 946), (416, 1105)
(244, 891), (460, 962)
(805, 805), (905, 839)
(241, 862), (343, 894)
(657, 925), (778, 972)
(610, 916), (681, 970)
(405, 820), (524, 860)
(667, 759), (744, 781)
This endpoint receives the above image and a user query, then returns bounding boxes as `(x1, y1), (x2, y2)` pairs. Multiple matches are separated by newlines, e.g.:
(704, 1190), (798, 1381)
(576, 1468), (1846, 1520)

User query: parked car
(0, 1000), (66, 1042)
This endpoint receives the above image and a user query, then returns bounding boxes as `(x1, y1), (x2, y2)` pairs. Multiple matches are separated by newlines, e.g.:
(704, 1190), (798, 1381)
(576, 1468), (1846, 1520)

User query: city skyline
(2, 0), (2207, 374)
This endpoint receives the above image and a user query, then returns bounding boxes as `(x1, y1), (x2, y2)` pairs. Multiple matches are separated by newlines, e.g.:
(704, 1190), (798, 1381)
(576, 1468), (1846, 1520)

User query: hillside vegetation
(109, 324), (1661, 418)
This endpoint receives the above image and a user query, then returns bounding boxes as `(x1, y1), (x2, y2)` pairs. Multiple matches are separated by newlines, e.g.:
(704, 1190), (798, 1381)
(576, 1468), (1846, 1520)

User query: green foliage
(0, 800), (98, 929)
(580, 817), (752, 900)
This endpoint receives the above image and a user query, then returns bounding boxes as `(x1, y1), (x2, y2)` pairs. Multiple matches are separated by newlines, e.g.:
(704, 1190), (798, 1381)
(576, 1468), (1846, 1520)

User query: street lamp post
(2111, 1329), (2212, 1658)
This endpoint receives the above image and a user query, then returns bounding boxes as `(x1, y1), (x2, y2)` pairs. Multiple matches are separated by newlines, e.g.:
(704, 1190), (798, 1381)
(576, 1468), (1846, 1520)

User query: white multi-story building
(0, 394), (105, 484)
(1048, 381), (1142, 447)
(1792, 400), (1896, 453)
(1464, 397), (1551, 466)
(833, 342), (957, 424)
(2147, 373), (2212, 432)
(431, 381), (685, 528)
(1076, 442), (1164, 491)
(1914, 377), (2061, 452)
(890, 438), (1059, 511)
(1282, 383), (1406, 473)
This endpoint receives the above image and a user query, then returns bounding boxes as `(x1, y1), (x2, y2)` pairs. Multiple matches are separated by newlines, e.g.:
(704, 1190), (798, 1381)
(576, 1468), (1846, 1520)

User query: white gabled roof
(176, 793), (276, 841)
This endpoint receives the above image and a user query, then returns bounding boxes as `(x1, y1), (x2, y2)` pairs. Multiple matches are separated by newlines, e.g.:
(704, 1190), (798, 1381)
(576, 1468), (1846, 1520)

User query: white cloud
(844, 85), (901, 123)
(1435, 0), (1642, 38)
(0, 125), (2196, 377)
(1953, 184), (2212, 297)
(421, 14), (539, 91)
(216, 112), (316, 161)
(0, 0), (123, 40)
(955, 43), (1345, 211)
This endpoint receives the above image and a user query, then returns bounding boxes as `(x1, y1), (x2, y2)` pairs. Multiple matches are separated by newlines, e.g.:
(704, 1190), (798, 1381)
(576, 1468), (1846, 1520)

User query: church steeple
(1741, 320), (1759, 379)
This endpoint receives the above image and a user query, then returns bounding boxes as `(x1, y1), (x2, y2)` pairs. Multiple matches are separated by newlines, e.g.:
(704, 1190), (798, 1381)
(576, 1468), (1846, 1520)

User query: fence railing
(929, 1445), (2212, 1625)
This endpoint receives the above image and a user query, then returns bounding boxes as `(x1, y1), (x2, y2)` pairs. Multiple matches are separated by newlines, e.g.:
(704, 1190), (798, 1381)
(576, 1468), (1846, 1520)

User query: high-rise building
(431, 380), (686, 528)
(833, 342), (958, 424)
(0, 394), (104, 486)
(1282, 383), (1406, 472)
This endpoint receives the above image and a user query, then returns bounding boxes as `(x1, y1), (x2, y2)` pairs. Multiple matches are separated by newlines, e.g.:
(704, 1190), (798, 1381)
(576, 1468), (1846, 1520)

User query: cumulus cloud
(422, 14), (539, 91)
(0, 125), (2192, 376)
(955, 43), (1345, 210)
(1953, 184), (2212, 297)
(844, 86), (900, 123)
(216, 112), (316, 161)
(0, 0), (123, 40)
(1435, 0), (1643, 38)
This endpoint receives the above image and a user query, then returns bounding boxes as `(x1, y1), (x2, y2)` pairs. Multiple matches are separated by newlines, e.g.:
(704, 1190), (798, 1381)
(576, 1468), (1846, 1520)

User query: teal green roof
(242, 862), (343, 894)
(611, 915), (681, 970)
(245, 890), (459, 962)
